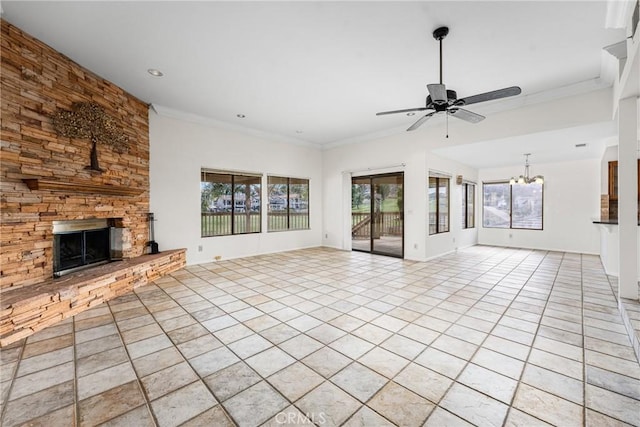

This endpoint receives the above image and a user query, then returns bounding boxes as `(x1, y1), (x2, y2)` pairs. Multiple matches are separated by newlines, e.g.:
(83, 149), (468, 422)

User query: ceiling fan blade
(457, 86), (521, 106)
(376, 107), (429, 116)
(427, 84), (447, 104)
(449, 108), (485, 123)
(407, 111), (437, 131)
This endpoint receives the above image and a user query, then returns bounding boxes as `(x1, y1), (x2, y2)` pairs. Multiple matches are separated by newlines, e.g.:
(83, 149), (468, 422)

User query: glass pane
(372, 174), (403, 257)
(233, 175), (261, 234)
(85, 229), (110, 264)
(351, 177), (371, 252)
(438, 178), (449, 233)
(289, 178), (309, 230)
(428, 178), (437, 235)
(268, 176), (288, 231)
(467, 184), (475, 228)
(461, 184), (467, 229)
(201, 172), (232, 236)
(55, 232), (83, 271)
(611, 162), (618, 198)
(483, 183), (510, 228)
(512, 183), (543, 229)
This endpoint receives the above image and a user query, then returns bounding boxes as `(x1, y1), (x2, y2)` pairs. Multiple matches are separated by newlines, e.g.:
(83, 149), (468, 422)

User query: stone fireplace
(1, 20), (151, 291)
(0, 20), (187, 346)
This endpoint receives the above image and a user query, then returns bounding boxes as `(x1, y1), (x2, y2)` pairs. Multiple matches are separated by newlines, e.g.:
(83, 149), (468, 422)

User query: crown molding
(150, 104), (322, 150)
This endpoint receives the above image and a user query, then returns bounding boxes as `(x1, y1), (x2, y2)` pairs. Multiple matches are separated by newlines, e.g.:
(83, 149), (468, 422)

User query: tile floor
(611, 278), (640, 360)
(1, 246), (639, 427)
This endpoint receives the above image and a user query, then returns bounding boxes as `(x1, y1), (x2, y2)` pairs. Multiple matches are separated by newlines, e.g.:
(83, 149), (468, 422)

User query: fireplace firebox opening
(52, 219), (123, 277)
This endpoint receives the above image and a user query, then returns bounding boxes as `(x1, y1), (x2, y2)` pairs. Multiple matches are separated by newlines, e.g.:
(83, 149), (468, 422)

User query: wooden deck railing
(201, 211), (399, 238)
(201, 212), (309, 236)
(351, 212), (402, 239)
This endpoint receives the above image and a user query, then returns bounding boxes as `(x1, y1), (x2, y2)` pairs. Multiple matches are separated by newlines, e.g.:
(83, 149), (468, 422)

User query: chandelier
(510, 153), (544, 185)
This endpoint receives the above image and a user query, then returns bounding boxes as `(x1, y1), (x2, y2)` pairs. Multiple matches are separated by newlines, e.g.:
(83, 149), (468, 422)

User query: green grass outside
(352, 197), (401, 213)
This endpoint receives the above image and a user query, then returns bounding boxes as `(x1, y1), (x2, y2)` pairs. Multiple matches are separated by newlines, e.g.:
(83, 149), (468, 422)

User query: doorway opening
(351, 173), (404, 258)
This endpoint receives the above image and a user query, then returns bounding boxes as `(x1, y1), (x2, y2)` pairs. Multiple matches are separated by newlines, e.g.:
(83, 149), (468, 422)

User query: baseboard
(186, 244), (325, 265)
(476, 243), (599, 256)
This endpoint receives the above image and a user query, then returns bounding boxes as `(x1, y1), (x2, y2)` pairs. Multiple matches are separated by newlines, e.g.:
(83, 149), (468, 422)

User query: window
(482, 182), (510, 228)
(462, 183), (475, 229)
(511, 184), (543, 229)
(268, 176), (309, 231)
(429, 177), (449, 235)
(482, 182), (543, 230)
(201, 170), (261, 237)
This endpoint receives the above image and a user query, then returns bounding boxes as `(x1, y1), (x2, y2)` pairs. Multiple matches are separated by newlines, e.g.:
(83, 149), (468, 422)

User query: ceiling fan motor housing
(427, 89), (458, 111)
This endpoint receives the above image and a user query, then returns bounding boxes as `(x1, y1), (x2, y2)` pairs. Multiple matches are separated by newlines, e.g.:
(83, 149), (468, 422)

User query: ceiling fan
(376, 26), (522, 132)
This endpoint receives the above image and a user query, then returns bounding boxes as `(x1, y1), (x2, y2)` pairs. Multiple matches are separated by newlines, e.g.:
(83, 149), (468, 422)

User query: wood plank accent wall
(0, 20), (150, 290)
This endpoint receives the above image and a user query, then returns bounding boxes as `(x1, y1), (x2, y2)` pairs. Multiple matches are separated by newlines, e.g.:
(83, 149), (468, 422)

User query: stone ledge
(0, 249), (186, 347)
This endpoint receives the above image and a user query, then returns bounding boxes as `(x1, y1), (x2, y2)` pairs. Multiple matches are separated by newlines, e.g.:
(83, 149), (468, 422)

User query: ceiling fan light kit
(376, 26), (522, 132)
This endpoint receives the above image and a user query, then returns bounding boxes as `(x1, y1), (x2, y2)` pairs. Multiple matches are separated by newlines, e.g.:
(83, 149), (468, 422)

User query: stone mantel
(22, 178), (145, 197)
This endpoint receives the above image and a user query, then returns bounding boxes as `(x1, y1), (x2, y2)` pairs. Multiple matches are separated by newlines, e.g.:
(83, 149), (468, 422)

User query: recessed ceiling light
(237, 114), (246, 118)
(147, 68), (163, 77)
(407, 112), (416, 116)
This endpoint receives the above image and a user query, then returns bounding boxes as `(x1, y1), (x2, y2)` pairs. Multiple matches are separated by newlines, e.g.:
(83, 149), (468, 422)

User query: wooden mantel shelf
(23, 178), (145, 196)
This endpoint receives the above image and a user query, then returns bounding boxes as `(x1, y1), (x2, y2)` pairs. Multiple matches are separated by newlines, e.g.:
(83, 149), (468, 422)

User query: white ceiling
(432, 120), (618, 169)
(1, 1), (626, 160)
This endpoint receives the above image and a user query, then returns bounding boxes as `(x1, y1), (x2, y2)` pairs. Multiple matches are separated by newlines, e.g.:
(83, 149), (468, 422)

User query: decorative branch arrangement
(51, 102), (129, 172)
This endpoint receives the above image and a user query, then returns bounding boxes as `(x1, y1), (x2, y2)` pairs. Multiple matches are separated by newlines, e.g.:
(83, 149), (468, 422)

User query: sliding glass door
(351, 173), (404, 258)
(351, 177), (372, 252)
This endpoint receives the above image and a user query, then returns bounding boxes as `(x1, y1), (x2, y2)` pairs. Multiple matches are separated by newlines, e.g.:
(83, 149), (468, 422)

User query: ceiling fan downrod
(433, 27), (449, 85)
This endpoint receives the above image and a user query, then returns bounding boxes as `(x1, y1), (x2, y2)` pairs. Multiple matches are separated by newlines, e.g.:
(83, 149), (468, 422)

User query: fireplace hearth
(53, 219), (122, 277)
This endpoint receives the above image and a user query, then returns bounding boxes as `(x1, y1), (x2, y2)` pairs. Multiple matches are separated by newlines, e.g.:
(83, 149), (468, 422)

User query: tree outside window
(201, 171), (261, 237)
(268, 176), (309, 231)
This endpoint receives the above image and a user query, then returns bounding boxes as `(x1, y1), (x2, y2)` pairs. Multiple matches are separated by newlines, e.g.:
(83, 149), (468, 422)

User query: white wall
(478, 158), (601, 254)
(149, 112), (323, 265)
(426, 153), (479, 260)
(322, 134), (479, 262)
(150, 88), (614, 265)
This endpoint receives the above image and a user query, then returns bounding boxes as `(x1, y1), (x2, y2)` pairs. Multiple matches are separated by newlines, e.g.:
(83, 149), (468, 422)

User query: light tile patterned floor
(611, 278), (640, 361)
(1, 246), (639, 426)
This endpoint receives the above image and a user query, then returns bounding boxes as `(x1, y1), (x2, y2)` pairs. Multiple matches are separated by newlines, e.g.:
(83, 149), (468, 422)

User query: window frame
(267, 176), (310, 232)
(429, 176), (450, 235)
(200, 170), (262, 237)
(482, 181), (544, 230)
(462, 182), (476, 229)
